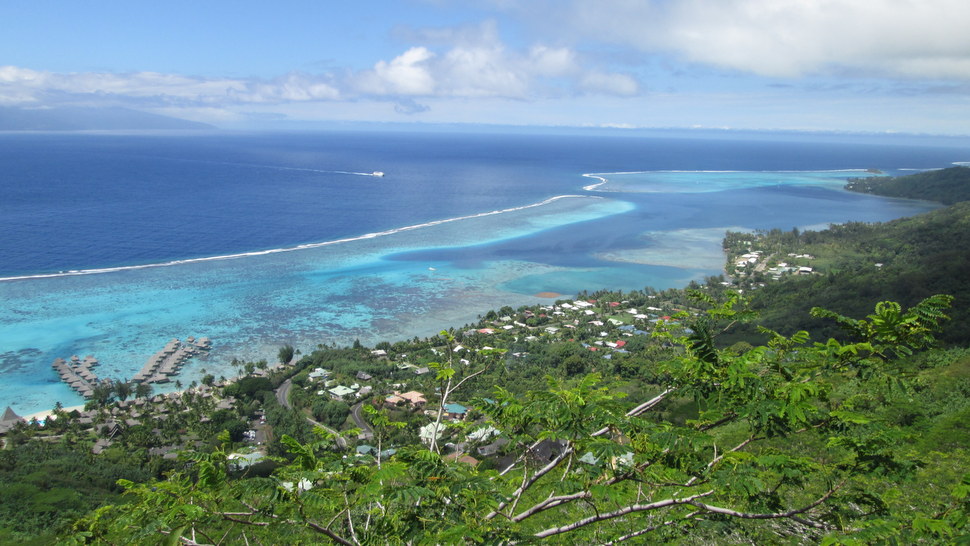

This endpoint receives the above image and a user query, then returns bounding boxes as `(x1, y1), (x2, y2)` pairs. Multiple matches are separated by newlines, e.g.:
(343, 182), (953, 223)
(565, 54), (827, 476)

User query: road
(274, 378), (348, 450)
(350, 401), (375, 441)
(276, 378), (294, 408)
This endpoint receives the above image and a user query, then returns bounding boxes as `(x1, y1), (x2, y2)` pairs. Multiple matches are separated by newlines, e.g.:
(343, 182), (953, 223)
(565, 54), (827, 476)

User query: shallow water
(0, 130), (962, 414)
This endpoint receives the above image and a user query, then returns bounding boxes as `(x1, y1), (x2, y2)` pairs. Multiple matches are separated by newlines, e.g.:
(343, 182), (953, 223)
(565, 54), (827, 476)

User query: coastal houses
(444, 403), (468, 420)
(0, 406), (25, 434)
(385, 390), (426, 410)
(328, 385), (357, 400)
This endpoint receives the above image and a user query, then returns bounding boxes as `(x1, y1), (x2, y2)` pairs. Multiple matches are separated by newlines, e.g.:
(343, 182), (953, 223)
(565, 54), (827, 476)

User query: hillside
(723, 201), (970, 345)
(845, 165), (970, 204)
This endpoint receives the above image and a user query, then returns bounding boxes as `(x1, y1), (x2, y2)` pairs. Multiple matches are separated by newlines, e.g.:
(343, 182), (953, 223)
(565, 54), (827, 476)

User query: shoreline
(21, 404), (86, 423)
(0, 166), (948, 417)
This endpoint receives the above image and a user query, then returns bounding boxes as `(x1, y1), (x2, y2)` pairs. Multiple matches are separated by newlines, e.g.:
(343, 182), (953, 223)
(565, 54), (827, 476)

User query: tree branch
(511, 490), (592, 522)
(220, 514), (270, 526)
(687, 477), (847, 521)
(218, 510), (355, 546)
(684, 435), (757, 487)
(532, 491), (714, 539)
(497, 438), (545, 477)
(603, 511), (700, 544)
(485, 444), (574, 520)
(430, 355), (490, 453)
(304, 521), (355, 546)
(592, 387), (674, 437)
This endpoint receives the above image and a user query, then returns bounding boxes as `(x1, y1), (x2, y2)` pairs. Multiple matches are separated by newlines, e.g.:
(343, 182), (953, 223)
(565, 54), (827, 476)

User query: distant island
(0, 106), (213, 131)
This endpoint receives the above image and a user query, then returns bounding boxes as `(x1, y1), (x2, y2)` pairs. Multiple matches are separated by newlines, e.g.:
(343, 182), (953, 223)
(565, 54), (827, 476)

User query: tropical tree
(69, 295), (967, 544)
(114, 379), (132, 402)
(278, 344), (295, 366)
(133, 382), (152, 399)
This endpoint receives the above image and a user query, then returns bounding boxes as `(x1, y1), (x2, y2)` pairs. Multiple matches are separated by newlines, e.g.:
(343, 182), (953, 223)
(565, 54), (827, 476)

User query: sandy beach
(21, 404), (86, 423)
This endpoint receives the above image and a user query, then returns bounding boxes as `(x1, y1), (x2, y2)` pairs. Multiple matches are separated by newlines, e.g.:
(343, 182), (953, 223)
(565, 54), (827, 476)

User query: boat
(372, 171), (385, 177)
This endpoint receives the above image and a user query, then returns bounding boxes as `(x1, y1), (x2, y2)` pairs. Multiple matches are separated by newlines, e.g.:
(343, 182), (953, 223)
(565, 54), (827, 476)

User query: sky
(1, 0), (969, 134)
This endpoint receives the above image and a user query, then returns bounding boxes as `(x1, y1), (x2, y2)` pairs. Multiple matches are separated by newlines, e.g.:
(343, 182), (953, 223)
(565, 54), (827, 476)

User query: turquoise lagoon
(0, 131), (957, 415)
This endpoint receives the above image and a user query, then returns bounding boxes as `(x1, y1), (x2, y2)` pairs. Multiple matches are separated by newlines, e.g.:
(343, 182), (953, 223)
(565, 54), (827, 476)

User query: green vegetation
(0, 441), (150, 544)
(845, 166), (970, 205)
(58, 294), (970, 544)
(3, 167), (970, 543)
(722, 201), (970, 345)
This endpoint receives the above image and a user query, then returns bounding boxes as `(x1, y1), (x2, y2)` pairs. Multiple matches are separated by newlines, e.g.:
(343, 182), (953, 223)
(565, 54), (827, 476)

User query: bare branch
(512, 490), (592, 522)
(792, 516), (831, 530)
(532, 491), (714, 539)
(688, 477), (847, 520)
(430, 355), (491, 453)
(220, 515), (269, 527)
(485, 445), (574, 520)
(698, 412), (737, 431)
(450, 363), (490, 393)
(603, 511), (700, 544)
(592, 387), (675, 437)
(304, 521), (355, 546)
(344, 491), (360, 545)
(497, 438), (544, 477)
(506, 464), (532, 519)
(684, 435), (757, 487)
(510, 461), (649, 524)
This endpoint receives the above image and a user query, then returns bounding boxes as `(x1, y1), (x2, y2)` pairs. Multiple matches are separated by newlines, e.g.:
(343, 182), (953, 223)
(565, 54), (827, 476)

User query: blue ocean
(1, 129), (966, 414)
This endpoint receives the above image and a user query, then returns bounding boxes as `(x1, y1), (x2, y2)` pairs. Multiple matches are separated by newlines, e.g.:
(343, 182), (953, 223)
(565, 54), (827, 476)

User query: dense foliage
(845, 166), (970, 205)
(59, 294), (969, 544)
(723, 201), (970, 346)
(0, 441), (150, 544)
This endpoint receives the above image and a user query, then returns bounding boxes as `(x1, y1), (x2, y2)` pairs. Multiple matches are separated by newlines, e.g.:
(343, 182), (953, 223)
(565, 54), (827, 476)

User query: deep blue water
(0, 129), (967, 415)
(2, 130), (965, 278)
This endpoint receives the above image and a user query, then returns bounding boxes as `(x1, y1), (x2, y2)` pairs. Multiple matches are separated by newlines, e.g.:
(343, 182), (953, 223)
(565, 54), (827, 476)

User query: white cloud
(243, 73), (340, 102)
(361, 47), (437, 95)
(559, 0), (970, 80)
(438, 45), (528, 97)
(580, 71), (639, 96)
(528, 45), (578, 77)
(0, 12), (652, 122)
(353, 28), (634, 100)
(0, 65), (342, 106)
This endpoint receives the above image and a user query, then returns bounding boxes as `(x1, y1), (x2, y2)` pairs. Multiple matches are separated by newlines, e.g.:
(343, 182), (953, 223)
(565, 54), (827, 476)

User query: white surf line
(582, 173), (610, 191)
(581, 168), (892, 192)
(0, 194), (601, 283)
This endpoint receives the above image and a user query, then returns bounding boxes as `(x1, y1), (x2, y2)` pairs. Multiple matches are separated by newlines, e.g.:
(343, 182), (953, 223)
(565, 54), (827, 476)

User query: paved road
(350, 401), (375, 441)
(276, 378), (294, 408)
(274, 378), (347, 450)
